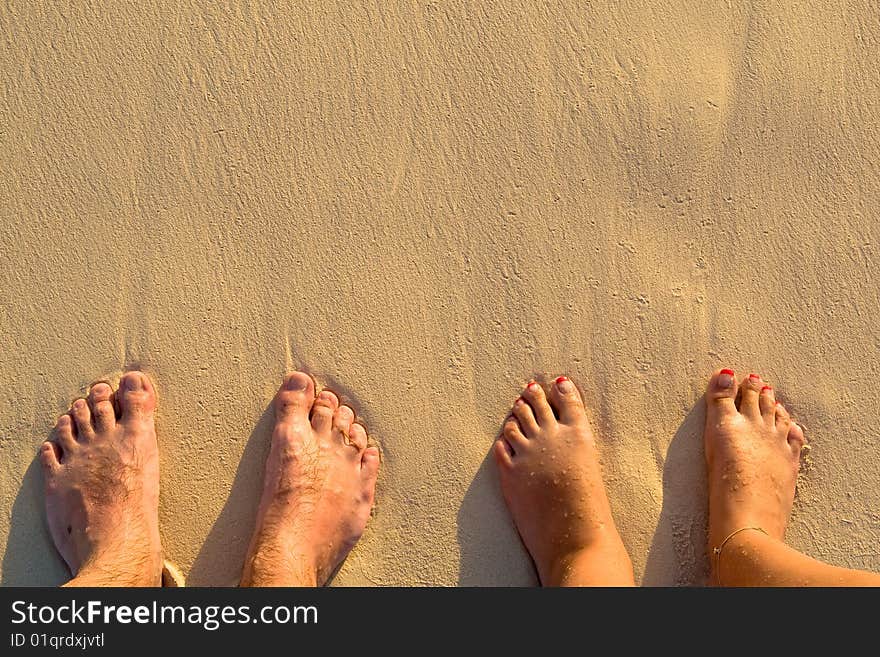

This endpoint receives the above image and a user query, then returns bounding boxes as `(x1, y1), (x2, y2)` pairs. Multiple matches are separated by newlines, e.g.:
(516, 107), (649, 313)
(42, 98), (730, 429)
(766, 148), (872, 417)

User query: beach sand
(1, 2), (878, 586)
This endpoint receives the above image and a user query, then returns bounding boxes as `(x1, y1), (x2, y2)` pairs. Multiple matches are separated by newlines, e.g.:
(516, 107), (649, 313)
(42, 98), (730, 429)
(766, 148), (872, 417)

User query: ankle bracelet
(713, 526), (768, 586)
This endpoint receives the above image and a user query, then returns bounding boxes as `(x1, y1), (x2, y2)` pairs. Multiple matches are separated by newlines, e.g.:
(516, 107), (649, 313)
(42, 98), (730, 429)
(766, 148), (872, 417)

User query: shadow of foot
(2, 458), (69, 586)
(456, 451), (538, 586)
(641, 402), (709, 586)
(187, 404), (274, 586)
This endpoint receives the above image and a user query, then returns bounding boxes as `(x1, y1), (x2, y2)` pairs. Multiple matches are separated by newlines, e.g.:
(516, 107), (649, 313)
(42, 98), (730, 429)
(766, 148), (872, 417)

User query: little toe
(548, 376), (586, 425)
(274, 371), (316, 422)
(118, 371), (157, 423)
(705, 369), (739, 425)
(787, 422), (806, 458)
(39, 441), (61, 473)
(360, 446), (380, 503)
(521, 381), (555, 426)
(70, 399), (94, 441)
(774, 400), (792, 431)
(511, 397), (539, 437)
(758, 384), (776, 422)
(502, 418), (529, 454)
(494, 438), (514, 468)
(88, 382), (116, 432)
(738, 373), (763, 419)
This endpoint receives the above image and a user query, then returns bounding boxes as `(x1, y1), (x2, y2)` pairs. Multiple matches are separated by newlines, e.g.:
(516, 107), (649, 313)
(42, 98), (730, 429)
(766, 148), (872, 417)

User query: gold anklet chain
(713, 526), (768, 586)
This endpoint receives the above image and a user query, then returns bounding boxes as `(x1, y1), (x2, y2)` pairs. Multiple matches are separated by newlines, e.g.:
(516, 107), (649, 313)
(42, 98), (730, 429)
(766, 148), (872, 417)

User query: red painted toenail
(761, 385), (773, 393)
(720, 368), (735, 376)
(775, 401), (782, 406)
(555, 376), (568, 384)
(527, 381), (537, 389)
(749, 373), (760, 380)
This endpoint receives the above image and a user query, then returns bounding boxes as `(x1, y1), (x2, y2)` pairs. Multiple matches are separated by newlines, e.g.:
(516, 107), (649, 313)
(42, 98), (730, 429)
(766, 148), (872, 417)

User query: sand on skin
(1, 2), (879, 585)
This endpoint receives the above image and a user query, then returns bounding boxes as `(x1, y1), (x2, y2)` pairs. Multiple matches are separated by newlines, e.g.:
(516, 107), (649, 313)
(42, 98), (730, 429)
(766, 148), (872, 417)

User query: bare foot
(241, 372), (379, 587)
(494, 377), (634, 586)
(704, 369), (805, 583)
(41, 372), (163, 587)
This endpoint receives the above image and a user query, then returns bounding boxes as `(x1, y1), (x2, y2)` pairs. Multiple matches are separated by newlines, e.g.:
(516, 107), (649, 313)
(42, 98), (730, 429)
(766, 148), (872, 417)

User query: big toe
(548, 376), (587, 424)
(118, 371), (157, 422)
(275, 371), (316, 421)
(705, 368), (739, 426)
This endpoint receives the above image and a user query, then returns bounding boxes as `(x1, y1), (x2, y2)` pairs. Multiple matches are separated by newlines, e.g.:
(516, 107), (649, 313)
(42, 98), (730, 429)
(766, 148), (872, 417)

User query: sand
(1, 2), (879, 586)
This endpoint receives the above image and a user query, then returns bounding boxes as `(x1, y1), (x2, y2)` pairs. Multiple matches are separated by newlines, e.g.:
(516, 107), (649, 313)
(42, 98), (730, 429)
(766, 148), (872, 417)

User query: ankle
(709, 527), (775, 586)
(541, 535), (634, 586)
(68, 550), (164, 587)
(242, 544), (319, 587)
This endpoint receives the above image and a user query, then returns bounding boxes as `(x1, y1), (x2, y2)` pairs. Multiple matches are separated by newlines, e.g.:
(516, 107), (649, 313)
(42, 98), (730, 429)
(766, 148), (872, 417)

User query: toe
(494, 438), (514, 468)
(775, 401), (792, 433)
(118, 371), (157, 422)
(88, 382), (116, 432)
(511, 397), (539, 437)
(705, 369), (739, 425)
(521, 381), (555, 426)
(787, 422), (805, 457)
(52, 414), (77, 454)
(310, 393), (336, 435)
(502, 418), (529, 454)
(333, 404), (355, 432)
(274, 371), (316, 422)
(348, 421), (368, 452)
(548, 376), (586, 424)
(738, 373), (763, 419)
(39, 441), (61, 473)
(758, 384), (776, 422)
(333, 405), (359, 449)
(315, 390), (340, 411)
(360, 446), (380, 503)
(69, 399), (94, 441)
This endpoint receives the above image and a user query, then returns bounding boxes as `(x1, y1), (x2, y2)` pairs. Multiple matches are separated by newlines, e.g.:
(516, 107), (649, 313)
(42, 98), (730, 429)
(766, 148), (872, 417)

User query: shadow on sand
(187, 404), (275, 586)
(456, 450), (538, 586)
(641, 402), (709, 586)
(2, 457), (69, 586)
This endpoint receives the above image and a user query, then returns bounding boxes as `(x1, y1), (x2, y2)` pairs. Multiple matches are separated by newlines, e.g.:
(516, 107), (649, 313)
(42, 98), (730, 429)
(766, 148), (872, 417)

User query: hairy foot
(494, 377), (634, 586)
(41, 372), (163, 587)
(704, 369), (804, 583)
(241, 372), (379, 587)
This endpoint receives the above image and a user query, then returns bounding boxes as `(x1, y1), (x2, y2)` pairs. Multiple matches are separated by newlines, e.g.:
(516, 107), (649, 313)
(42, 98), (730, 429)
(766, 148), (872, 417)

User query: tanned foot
(41, 371), (163, 587)
(704, 369), (805, 584)
(240, 371), (379, 587)
(494, 376), (634, 586)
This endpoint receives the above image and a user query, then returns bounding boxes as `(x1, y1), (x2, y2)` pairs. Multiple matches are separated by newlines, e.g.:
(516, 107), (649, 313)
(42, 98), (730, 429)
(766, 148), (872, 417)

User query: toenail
(556, 377), (574, 393)
(515, 397), (524, 405)
(283, 373), (309, 391)
(761, 385), (773, 393)
(121, 373), (145, 391)
(73, 399), (85, 409)
(749, 373), (760, 381)
(527, 381), (538, 390)
(718, 369), (735, 387)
